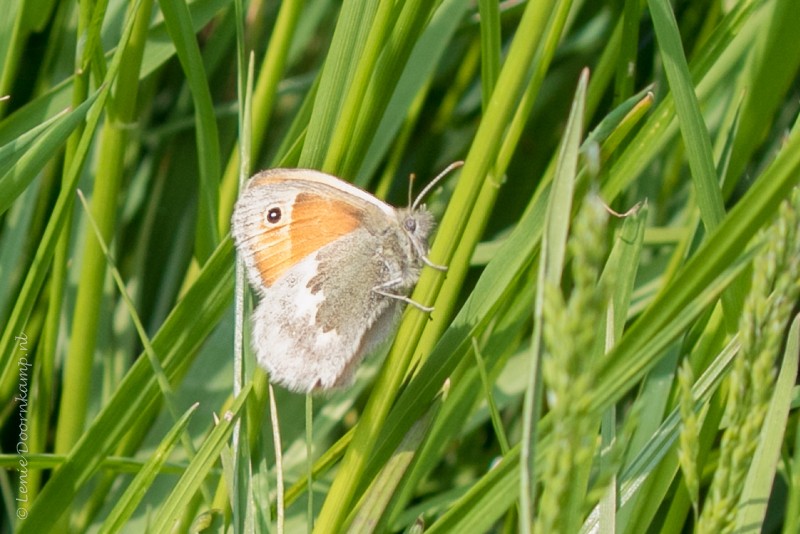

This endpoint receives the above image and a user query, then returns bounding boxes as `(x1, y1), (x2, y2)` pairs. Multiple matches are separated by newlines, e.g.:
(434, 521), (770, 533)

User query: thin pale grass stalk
(536, 196), (609, 533)
(597, 304), (618, 533)
(231, 142), (249, 529)
(75, 190), (201, 462)
(306, 394), (313, 532)
(231, 31), (256, 531)
(269, 383), (284, 534)
(582, 396), (639, 532)
(785, 414), (800, 534)
(697, 191), (800, 533)
(472, 337), (511, 455)
(218, 0), (305, 234)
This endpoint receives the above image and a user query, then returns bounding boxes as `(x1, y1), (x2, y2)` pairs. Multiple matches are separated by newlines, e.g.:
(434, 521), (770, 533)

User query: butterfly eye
(266, 207), (282, 224)
(404, 218), (417, 232)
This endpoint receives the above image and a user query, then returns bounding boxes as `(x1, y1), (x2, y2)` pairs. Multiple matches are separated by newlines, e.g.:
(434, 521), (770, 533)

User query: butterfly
(231, 163), (460, 393)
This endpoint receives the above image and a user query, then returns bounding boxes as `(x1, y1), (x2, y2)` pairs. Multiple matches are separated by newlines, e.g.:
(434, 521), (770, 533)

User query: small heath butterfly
(232, 163), (461, 393)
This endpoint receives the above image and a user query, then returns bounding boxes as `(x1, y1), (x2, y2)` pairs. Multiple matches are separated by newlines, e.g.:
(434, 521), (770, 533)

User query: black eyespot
(404, 217), (417, 232)
(266, 207), (282, 224)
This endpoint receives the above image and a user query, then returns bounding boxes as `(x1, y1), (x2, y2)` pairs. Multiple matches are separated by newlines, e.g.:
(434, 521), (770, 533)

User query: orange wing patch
(252, 192), (363, 287)
(253, 224), (291, 287)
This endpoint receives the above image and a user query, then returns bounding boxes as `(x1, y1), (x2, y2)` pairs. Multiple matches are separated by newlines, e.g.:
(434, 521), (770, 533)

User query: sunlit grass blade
(648, 0), (725, 231)
(357, 0), (472, 184)
(346, 390), (444, 532)
(522, 67), (588, 529)
(98, 403), (199, 533)
(16, 239), (234, 533)
(299, 0), (379, 168)
(425, 447), (520, 533)
(0, 96), (94, 216)
(56, 0), (156, 456)
(0, 0), (143, 399)
(151, 386), (251, 532)
(157, 0), (221, 261)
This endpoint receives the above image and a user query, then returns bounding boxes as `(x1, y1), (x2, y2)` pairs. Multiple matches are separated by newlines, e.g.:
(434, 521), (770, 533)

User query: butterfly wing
(232, 169), (387, 292)
(232, 169), (405, 392)
(250, 228), (403, 392)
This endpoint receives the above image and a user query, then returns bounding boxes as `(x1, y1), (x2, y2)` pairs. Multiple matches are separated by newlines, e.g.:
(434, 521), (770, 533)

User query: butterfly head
(402, 204), (436, 253)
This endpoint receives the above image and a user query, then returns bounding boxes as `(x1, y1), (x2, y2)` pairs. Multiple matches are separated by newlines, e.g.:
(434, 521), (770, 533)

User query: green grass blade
(425, 447), (520, 533)
(596, 123), (800, 401)
(723, 0), (800, 194)
(98, 403), (199, 534)
(56, 0), (156, 455)
(613, 0), (642, 105)
(299, 0), (379, 168)
(356, 0), (471, 183)
(522, 67), (588, 528)
(16, 238), (234, 533)
(786, 386), (800, 534)
(477, 0), (501, 105)
(338, 0), (440, 178)
(0, 97), (94, 216)
(648, 0), (725, 231)
(157, 0), (221, 261)
(323, 0), (398, 174)
(151, 385), (251, 532)
(346, 392), (443, 532)
(0, 0), (143, 399)
(0, 2), (24, 117)
(0, 0), (232, 147)
(602, 0), (761, 202)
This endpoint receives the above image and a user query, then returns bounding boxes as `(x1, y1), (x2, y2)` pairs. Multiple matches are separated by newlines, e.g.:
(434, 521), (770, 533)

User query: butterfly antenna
(411, 161), (465, 210)
(408, 172), (417, 208)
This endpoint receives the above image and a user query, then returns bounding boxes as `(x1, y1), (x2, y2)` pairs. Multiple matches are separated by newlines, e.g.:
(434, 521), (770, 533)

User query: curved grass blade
(151, 386), (251, 532)
(0, 96), (96, 216)
(157, 0), (221, 261)
(16, 238), (234, 533)
(97, 404), (199, 534)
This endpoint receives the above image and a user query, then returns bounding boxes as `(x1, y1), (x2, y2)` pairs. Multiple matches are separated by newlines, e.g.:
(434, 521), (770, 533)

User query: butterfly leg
(407, 239), (447, 271)
(421, 255), (448, 271)
(372, 288), (434, 312)
(371, 278), (434, 312)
